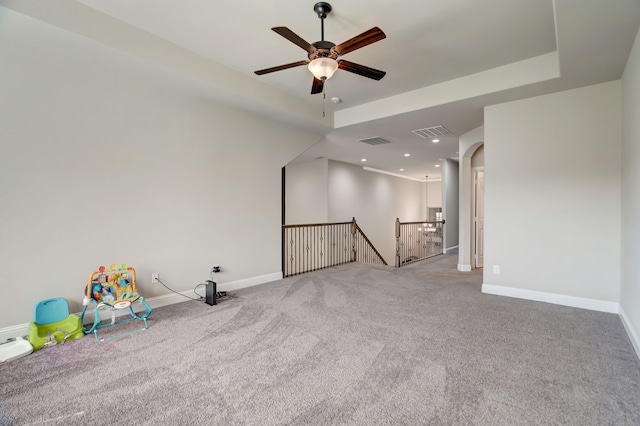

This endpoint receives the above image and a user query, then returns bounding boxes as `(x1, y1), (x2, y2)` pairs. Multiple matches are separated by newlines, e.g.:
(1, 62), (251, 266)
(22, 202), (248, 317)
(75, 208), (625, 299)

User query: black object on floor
(205, 280), (216, 306)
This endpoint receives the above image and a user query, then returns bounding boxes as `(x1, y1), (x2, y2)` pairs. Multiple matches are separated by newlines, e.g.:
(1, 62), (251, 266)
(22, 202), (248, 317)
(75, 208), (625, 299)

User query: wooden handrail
(395, 219), (446, 226)
(355, 224), (388, 266)
(283, 221), (352, 229)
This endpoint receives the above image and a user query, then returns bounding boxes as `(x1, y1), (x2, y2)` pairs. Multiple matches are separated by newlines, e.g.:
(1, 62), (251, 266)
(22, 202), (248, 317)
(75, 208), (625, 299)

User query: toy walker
(81, 264), (152, 342)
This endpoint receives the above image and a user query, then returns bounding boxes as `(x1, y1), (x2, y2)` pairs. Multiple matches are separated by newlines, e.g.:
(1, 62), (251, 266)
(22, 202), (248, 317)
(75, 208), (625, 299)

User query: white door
(474, 170), (485, 268)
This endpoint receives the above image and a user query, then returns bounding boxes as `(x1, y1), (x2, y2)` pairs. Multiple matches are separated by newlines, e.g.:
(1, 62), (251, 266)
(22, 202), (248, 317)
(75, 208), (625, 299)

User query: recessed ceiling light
(404, 153), (410, 157)
(435, 164), (441, 167)
(432, 139), (440, 143)
(361, 158), (367, 162)
(400, 168), (404, 171)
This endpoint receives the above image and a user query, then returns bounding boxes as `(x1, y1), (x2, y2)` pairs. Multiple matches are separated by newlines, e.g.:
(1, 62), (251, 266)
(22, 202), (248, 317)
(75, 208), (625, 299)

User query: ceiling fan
(254, 2), (386, 94)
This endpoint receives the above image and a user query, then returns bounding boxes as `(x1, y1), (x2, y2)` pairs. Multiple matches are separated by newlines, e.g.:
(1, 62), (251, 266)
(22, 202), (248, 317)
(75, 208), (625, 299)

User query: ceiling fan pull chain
(322, 90), (326, 117)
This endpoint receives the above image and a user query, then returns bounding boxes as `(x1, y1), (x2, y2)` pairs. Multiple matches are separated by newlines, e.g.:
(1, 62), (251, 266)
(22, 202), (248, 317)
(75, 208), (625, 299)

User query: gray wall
(484, 80), (621, 303)
(0, 37), (320, 327)
(285, 158), (329, 224)
(621, 27), (640, 355)
(426, 181), (442, 210)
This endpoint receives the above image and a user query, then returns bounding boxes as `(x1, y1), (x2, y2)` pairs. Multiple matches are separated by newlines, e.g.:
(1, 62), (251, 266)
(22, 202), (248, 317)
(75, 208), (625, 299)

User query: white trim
(481, 284), (619, 313)
(218, 271), (282, 291)
(444, 245), (459, 254)
(619, 306), (640, 361)
(109, 271), (283, 309)
(0, 272), (283, 343)
(362, 166), (442, 182)
(457, 264), (472, 272)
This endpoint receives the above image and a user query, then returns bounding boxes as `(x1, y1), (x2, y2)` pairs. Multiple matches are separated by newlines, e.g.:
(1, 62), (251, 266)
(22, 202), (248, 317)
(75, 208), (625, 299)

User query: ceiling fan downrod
(314, 2), (332, 41)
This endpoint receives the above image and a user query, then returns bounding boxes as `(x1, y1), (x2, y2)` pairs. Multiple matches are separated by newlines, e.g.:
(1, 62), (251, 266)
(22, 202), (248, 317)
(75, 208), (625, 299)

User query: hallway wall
(285, 159), (428, 264)
(483, 81), (621, 307)
(620, 27), (640, 356)
(327, 161), (426, 264)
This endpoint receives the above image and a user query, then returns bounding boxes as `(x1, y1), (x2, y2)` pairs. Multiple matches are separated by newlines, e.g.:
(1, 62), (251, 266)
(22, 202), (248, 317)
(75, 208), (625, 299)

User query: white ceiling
(2, 0), (639, 179)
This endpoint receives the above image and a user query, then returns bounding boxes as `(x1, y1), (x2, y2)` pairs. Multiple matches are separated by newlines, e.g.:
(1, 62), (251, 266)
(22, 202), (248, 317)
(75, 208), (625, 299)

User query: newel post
(350, 217), (357, 262)
(395, 218), (401, 268)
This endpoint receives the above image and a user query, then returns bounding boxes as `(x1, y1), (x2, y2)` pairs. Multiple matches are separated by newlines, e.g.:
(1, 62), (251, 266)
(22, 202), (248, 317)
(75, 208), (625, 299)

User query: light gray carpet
(1, 253), (639, 425)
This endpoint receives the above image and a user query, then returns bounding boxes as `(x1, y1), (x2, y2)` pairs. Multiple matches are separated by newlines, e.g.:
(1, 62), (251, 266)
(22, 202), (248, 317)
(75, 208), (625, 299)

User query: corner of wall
(619, 305), (640, 361)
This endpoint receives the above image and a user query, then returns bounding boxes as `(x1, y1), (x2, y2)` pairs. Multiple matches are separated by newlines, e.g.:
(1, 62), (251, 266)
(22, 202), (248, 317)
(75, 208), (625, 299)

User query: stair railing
(282, 217), (387, 277)
(395, 218), (445, 267)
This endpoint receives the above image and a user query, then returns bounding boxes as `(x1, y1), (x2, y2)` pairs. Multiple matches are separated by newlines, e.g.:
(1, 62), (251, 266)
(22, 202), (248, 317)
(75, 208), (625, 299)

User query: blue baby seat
(81, 264), (152, 342)
(34, 298), (69, 324)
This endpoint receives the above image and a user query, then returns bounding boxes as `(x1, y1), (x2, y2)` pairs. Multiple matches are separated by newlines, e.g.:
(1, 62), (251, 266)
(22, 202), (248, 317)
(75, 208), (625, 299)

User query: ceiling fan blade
(254, 60), (309, 75)
(311, 77), (324, 94)
(333, 27), (386, 56)
(272, 27), (315, 53)
(338, 60), (386, 80)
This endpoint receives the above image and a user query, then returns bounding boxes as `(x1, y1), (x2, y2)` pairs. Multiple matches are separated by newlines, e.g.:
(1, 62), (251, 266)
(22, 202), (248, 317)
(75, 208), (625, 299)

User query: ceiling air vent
(358, 136), (391, 145)
(412, 126), (452, 139)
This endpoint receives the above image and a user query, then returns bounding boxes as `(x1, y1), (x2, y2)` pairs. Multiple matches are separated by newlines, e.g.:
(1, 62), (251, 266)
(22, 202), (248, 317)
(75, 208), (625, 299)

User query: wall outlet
(493, 265), (500, 275)
(151, 273), (159, 284)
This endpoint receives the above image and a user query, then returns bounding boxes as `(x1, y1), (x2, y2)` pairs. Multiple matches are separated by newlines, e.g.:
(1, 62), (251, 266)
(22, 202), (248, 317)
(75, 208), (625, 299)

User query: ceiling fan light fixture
(308, 57), (338, 80)
(254, 3), (386, 95)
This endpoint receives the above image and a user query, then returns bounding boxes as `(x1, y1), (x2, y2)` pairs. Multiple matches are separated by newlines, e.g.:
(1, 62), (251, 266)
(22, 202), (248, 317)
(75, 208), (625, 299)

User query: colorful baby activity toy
(81, 264), (152, 342)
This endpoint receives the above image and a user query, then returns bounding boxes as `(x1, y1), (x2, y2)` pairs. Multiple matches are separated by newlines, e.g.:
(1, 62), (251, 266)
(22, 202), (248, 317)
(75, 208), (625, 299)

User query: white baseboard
(219, 271), (282, 292)
(143, 271), (283, 306)
(444, 245), (459, 254)
(0, 271), (283, 343)
(0, 324), (31, 345)
(481, 283), (620, 314)
(619, 306), (640, 361)
(457, 264), (472, 272)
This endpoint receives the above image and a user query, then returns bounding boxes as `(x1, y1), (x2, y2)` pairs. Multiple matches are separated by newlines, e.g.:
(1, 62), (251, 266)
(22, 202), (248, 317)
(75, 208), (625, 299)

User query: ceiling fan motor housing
(309, 41), (338, 61)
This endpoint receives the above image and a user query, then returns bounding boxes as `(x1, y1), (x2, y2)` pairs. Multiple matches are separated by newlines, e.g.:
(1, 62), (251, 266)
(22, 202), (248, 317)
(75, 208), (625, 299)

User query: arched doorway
(457, 139), (484, 272)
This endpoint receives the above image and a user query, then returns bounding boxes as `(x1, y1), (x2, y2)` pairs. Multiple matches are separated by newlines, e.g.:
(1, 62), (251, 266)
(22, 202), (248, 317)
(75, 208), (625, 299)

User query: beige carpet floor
(1, 253), (639, 425)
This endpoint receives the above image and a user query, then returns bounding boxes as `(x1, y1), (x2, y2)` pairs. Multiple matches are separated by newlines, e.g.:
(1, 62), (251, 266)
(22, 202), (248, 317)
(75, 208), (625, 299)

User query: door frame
(472, 167), (485, 269)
